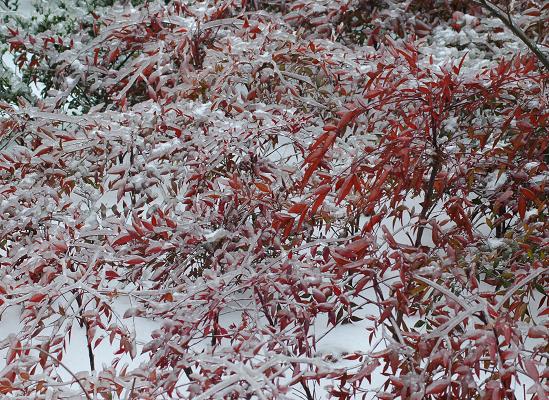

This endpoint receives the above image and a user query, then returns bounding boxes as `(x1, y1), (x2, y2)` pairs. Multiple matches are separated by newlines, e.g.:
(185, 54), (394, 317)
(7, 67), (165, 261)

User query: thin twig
(300, 379), (315, 400)
(14, 346), (93, 400)
(413, 275), (471, 311)
(495, 268), (548, 311)
(477, 0), (549, 70)
(126, 377), (137, 400)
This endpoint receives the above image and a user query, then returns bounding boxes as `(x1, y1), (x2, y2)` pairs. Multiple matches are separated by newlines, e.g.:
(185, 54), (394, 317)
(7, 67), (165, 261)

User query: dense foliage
(0, 0), (547, 399)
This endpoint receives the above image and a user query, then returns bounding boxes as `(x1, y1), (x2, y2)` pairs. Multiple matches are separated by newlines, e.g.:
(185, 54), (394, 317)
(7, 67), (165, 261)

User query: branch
(15, 346), (93, 400)
(476, 0), (549, 70)
(126, 377), (137, 400)
(415, 115), (440, 247)
(85, 320), (95, 371)
(413, 275), (471, 311)
(300, 379), (315, 400)
(423, 304), (484, 340)
(495, 267), (548, 311)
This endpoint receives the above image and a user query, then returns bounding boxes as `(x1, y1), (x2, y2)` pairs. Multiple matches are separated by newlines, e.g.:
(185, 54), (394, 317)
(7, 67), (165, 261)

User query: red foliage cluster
(0, 0), (547, 399)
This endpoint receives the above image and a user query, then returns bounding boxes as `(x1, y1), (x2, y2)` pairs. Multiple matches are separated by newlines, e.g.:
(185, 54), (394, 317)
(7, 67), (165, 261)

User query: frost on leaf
(0, 0), (547, 399)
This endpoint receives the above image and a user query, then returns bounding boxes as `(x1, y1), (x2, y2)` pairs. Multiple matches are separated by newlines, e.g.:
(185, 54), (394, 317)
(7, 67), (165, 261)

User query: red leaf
(254, 182), (270, 193)
(127, 257), (146, 265)
(288, 202), (308, 214)
(425, 379), (450, 395)
(528, 326), (548, 339)
(363, 88), (384, 99)
(317, 302), (335, 312)
(486, 305), (498, 319)
(141, 220), (154, 231)
(520, 187), (537, 201)
(53, 241), (68, 252)
(105, 270), (120, 280)
(112, 235), (133, 246)
(311, 289), (326, 303)
(311, 184), (331, 214)
(382, 225), (398, 248)
(301, 158), (321, 188)
(518, 196), (526, 219)
(108, 48), (120, 63)
(34, 146), (53, 157)
(349, 360), (380, 383)
(336, 175), (355, 205)
(345, 238), (370, 255)
(165, 218), (177, 229)
(29, 293), (46, 303)
(524, 360), (540, 381)
(352, 174), (361, 193)
(146, 246), (163, 255)
(354, 276), (371, 295)
(336, 109), (361, 132)
(362, 214), (383, 233)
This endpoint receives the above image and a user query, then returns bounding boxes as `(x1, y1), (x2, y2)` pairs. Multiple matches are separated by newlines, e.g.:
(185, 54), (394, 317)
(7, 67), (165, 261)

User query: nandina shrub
(298, 40), (547, 398)
(0, 0), (547, 399)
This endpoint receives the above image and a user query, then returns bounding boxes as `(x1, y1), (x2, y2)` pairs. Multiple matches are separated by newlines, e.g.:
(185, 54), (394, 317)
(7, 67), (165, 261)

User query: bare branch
(476, 0), (549, 70)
